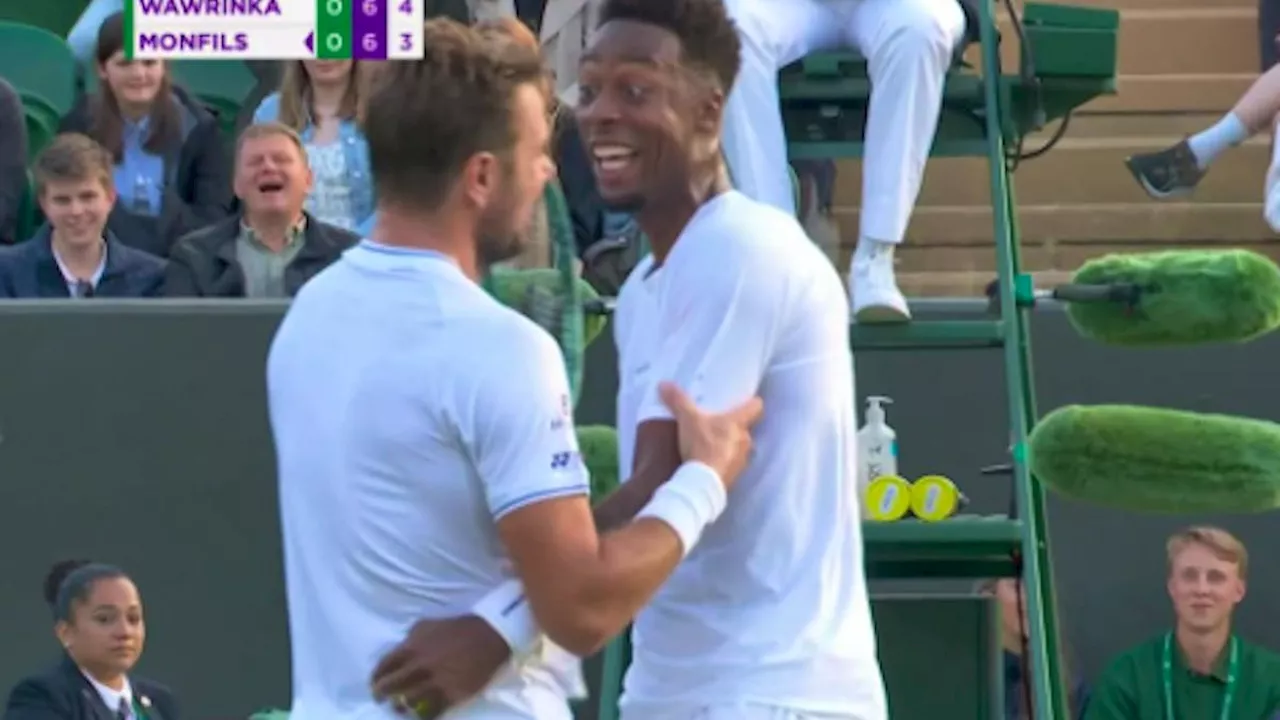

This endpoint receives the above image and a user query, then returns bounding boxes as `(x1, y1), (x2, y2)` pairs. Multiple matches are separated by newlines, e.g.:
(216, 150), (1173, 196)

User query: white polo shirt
(613, 191), (886, 718)
(267, 240), (587, 720)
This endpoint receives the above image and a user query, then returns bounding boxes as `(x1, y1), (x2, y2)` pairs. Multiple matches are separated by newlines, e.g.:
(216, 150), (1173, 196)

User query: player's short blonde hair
(1166, 526), (1248, 580)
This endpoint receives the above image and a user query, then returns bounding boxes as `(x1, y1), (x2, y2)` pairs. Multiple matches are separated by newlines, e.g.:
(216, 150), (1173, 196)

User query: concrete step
(893, 270), (1074, 297)
(1063, 0), (1251, 10)
(896, 271), (995, 297)
(891, 236), (1280, 274)
(833, 135), (1272, 209)
(854, 236), (1280, 296)
(976, 7), (1260, 77)
(1025, 112), (1243, 139)
(1088, 74), (1255, 113)
(833, 202), (1275, 247)
(889, 240), (1280, 295)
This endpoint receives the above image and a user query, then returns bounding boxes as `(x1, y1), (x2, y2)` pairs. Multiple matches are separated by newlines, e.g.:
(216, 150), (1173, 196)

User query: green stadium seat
(0, 22), (78, 120)
(168, 60), (256, 137)
(0, 1), (88, 38)
(22, 98), (59, 161)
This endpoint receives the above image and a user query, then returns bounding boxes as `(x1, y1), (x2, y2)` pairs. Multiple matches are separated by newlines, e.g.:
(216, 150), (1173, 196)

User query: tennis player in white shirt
(373, 1), (889, 719)
(267, 19), (762, 720)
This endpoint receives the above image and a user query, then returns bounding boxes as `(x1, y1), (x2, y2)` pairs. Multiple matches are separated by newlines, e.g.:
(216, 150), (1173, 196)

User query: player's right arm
(475, 321), (759, 657)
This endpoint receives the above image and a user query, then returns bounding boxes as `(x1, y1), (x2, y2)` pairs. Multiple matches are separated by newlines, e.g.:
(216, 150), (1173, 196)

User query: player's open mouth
(592, 145), (637, 173)
(258, 180), (285, 195)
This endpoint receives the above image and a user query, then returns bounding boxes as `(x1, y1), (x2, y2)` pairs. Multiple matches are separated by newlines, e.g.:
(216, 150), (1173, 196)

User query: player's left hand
(370, 614), (511, 718)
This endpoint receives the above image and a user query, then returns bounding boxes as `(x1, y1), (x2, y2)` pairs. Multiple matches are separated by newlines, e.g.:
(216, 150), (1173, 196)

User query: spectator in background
(59, 13), (233, 259)
(1126, 67), (1280, 199)
(3, 561), (180, 720)
(164, 122), (357, 298)
(0, 133), (165, 298)
(67, 0), (281, 134)
(0, 78), (27, 245)
(978, 578), (1090, 720)
(253, 60), (375, 233)
(1086, 527), (1280, 719)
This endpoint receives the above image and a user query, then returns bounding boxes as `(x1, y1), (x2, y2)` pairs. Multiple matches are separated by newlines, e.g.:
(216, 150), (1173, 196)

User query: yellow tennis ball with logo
(911, 474), (963, 522)
(865, 475), (912, 521)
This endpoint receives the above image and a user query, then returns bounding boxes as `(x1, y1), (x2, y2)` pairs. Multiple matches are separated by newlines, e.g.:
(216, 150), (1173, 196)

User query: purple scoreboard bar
(353, 0), (388, 59)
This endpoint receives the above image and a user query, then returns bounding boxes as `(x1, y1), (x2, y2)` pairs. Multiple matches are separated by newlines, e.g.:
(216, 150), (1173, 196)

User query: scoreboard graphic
(129, 0), (425, 60)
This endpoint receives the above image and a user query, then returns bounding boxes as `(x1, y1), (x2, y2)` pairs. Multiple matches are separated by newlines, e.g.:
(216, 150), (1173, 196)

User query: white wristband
(636, 461), (728, 557)
(471, 579), (541, 658)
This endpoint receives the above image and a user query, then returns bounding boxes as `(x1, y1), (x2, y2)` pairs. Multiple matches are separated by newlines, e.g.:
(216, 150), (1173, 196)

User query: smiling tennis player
(370, 1), (888, 719)
(266, 18), (762, 720)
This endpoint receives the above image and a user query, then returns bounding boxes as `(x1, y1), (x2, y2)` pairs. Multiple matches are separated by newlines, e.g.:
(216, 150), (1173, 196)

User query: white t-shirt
(613, 192), (886, 718)
(267, 240), (586, 720)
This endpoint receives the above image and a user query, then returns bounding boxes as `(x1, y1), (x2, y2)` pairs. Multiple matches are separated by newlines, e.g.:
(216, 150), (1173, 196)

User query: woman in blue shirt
(58, 12), (231, 258)
(253, 61), (374, 233)
(68, 0), (282, 134)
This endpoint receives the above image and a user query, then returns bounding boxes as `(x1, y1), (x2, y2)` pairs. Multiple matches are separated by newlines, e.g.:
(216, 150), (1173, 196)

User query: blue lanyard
(1163, 633), (1238, 720)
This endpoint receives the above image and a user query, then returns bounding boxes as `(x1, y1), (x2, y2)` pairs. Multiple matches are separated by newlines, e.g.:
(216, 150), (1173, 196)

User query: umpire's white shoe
(849, 241), (910, 324)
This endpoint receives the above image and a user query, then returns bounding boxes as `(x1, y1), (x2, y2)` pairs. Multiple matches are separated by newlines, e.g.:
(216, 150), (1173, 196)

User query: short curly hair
(598, 0), (741, 94)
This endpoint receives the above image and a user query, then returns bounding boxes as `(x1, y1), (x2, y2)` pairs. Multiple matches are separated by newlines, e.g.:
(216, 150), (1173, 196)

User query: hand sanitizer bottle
(857, 396), (898, 517)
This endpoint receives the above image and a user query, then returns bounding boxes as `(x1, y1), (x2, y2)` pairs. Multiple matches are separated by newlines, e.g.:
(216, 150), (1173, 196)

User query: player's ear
(694, 86), (724, 136)
(463, 151), (500, 207)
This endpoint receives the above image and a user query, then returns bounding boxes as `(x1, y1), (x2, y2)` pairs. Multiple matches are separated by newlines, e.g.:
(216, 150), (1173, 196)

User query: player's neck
(1176, 622), (1231, 674)
(639, 166), (730, 265)
(369, 205), (481, 281)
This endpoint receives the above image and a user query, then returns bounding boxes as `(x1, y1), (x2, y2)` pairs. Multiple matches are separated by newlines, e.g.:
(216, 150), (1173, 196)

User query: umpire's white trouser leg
(721, 0), (844, 217)
(849, 0), (965, 246)
(721, 0), (964, 237)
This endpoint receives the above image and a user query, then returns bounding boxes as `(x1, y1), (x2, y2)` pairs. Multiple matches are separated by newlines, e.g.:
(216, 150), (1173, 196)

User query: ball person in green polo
(1086, 526), (1280, 720)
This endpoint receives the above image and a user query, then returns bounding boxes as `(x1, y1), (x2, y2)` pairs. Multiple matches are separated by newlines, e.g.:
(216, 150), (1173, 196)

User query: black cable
(1018, 112), (1072, 162)
(997, 0), (1075, 167)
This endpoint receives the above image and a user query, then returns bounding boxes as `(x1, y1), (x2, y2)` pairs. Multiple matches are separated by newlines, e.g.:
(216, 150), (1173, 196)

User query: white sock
(1187, 113), (1249, 170)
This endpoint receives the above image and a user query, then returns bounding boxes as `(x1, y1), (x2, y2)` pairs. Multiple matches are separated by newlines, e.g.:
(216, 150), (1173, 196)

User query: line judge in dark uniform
(3, 561), (179, 720)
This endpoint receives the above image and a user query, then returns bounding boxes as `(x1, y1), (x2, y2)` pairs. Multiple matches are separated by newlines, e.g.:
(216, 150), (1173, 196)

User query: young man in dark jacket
(0, 133), (165, 298)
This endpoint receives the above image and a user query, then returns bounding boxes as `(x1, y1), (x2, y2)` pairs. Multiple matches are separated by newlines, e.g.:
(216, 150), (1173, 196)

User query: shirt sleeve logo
(550, 451), (579, 469)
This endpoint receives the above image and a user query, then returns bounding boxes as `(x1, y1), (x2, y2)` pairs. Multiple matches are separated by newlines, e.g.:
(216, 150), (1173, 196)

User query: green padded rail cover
(482, 180), (586, 402)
